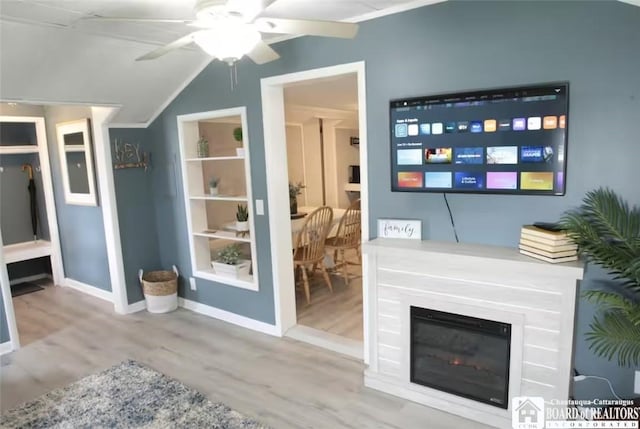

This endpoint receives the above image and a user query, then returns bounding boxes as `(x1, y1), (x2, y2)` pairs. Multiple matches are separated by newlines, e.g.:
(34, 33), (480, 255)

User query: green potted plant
(208, 177), (219, 195)
(197, 136), (209, 158)
(233, 127), (244, 157)
(560, 187), (640, 367)
(289, 182), (305, 215)
(211, 243), (251, 278)
(236, 204), (249, 232)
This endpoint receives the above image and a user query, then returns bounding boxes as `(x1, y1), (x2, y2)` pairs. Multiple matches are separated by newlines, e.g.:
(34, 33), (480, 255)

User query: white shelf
(194, 230), (251, 243)
(4, 240), (52, 264)
(344, 183), (361, 192)
(193, 269), (257, 290)
(0, 145), (39, 154)
(190, 194), (248, 202)
(185, 156), (244, 162)
(63, 145), (85, 152)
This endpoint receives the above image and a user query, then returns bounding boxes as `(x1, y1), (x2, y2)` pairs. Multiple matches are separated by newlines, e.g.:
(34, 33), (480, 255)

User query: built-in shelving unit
(0, 115), (63, 285)
(177, 107), (258, 291)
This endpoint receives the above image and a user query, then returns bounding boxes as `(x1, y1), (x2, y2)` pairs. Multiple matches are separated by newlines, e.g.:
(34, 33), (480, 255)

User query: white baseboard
(286, 324), (364, 360)
(178, 298), (280, 337)
(126, 300), (147, 313)
(0, 341), (13, 356)
(9, 273), (51, 286)
(63, 278), (113, 303)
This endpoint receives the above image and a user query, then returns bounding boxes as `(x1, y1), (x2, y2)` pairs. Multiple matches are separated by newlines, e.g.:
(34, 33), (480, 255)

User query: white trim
(286, 325), (363, 360)
(126, 300), (147, 313)
(63, 277), (113, 303)
(346, 0), (447, 23)
(91, 106), (129, 314)
(261, 61), (369, 358)
(107, 123), (149, 129)
(0, 341), (13, 356)
(0, 233), (20, 352)
(9, 273), (51, 286)
(178, 298), (280, 336)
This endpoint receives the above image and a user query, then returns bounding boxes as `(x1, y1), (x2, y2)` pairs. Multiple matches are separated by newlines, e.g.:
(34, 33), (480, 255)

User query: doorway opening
(261, 62), (369, 361)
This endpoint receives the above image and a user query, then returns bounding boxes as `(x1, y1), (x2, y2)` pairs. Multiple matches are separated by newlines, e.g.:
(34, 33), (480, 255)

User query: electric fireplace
(410, 306), (511, 409)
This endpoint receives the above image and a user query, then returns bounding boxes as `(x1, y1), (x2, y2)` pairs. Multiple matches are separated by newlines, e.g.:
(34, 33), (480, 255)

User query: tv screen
(390, 82), (569, 195)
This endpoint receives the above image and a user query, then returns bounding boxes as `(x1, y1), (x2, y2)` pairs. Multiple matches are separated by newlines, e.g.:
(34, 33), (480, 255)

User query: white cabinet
(177, 107), (258, 290)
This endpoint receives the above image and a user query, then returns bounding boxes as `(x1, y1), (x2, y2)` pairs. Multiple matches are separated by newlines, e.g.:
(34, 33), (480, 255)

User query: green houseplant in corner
(560, 187), (640, 367)
(233, 127), (244, 157)
(236, 204), (249, 233)
(211, 243), (251, 279)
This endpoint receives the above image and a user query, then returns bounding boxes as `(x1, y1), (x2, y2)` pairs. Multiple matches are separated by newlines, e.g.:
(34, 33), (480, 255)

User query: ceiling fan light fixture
(193, 25), (261, 64)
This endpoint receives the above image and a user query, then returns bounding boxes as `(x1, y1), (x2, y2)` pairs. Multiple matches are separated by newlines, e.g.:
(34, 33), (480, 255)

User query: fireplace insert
(410, 306), (511, 409)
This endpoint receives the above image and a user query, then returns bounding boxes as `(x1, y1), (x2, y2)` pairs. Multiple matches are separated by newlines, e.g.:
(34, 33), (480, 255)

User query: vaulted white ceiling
(0, 0), (444, 123)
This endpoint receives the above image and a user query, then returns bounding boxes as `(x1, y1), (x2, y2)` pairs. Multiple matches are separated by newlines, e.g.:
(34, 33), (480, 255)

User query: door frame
(261, 61), (370, 363)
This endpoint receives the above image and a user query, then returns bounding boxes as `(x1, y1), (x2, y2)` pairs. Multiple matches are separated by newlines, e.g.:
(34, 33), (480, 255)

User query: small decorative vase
(236, 221), (249, 232)
(197, 138), (209, 158)
(209, 187), (219, 196)
(290, 196), (297, 215)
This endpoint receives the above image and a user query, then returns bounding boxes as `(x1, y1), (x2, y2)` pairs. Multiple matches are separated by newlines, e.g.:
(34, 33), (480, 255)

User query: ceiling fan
(84, 0), (359, 65)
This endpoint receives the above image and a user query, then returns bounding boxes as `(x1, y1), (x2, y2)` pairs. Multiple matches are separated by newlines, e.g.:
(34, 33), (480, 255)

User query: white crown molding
(347, 0), (448, 23)
(618, 0), (640, 6)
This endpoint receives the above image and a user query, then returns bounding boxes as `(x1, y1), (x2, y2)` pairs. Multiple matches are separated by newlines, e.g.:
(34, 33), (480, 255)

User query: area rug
(0, 360), (271, 428)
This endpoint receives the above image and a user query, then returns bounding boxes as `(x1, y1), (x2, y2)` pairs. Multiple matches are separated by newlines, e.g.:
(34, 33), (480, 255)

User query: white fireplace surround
(363, 239), (584, 429)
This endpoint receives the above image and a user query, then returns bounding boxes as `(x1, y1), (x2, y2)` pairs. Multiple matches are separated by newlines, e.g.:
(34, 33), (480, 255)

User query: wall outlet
(635, 370), (640, 395)
(189, 277), (197, 291)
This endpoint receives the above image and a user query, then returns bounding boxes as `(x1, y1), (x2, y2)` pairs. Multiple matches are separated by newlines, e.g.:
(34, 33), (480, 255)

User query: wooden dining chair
(325, 199), (361, 285)
(293, 206), (334, 304)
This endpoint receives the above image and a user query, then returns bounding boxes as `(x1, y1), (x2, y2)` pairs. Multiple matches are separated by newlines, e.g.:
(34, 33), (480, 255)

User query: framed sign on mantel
(377, 219), (422, 240)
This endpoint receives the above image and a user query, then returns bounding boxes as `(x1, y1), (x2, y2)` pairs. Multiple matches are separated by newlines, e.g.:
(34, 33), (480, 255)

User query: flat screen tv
(390, 82), (569, 195)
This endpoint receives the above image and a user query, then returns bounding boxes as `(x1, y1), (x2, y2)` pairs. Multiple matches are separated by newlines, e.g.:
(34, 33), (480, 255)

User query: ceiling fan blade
(226, 0), (277, 22)
(81, 16), (193, 24)
(246, 40), (280, 64)
(136, 34), (195, 61)
(255, 17), (358, 39)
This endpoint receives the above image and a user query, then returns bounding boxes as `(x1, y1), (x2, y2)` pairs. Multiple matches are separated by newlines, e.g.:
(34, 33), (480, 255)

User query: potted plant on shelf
(560, 187), (640, 367)
(289, 182), (305, 215)
(211, 243), (251, 279)
(236, 204), (249, 233)
(209, 177), (219, 195)
(233, 127), (244, 157)
(197, 136), (209, 158)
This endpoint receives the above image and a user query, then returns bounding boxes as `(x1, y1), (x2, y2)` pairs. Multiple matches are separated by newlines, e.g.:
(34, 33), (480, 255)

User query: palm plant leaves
(561, 188), (640, 366)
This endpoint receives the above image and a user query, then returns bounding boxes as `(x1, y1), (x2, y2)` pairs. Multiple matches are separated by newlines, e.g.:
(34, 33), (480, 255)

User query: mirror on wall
(56, 118), (98, 206)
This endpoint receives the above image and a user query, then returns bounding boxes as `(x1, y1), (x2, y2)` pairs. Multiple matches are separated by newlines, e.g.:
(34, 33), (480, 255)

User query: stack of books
(519, 225), (578, 263)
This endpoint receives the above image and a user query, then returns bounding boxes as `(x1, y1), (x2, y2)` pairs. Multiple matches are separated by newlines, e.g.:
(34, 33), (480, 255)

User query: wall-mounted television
(390, 82), (569, 195)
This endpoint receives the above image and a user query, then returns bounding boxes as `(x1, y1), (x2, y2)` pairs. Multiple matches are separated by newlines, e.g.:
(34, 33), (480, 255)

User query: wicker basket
(139, 266), (178, 313)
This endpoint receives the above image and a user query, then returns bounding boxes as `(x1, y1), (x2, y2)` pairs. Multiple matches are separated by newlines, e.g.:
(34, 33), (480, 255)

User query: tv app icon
(395, 123), (408, 138)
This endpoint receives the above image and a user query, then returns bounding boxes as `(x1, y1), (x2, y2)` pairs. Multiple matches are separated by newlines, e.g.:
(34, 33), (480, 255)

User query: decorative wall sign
(113, 139), (150, 171)
(377, 219), (422, 240)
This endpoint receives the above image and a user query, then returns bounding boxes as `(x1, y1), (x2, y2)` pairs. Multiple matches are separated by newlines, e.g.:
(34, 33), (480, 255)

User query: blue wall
(139, 0), (638, 398)
(44, 105), (112, 291)
(109, 128), (160, 303)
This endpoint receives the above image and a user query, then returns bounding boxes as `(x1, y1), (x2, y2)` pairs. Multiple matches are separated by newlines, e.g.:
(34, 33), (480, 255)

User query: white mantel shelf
(363, 238), (584, 429)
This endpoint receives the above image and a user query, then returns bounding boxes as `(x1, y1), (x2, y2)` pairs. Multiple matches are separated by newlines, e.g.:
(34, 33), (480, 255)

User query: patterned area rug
(1, 360), (271, 428)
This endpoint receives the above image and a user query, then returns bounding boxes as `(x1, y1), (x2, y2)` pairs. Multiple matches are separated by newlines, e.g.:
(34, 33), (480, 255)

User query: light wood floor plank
(1, 285), (491, 429)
